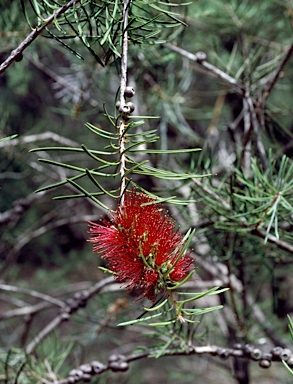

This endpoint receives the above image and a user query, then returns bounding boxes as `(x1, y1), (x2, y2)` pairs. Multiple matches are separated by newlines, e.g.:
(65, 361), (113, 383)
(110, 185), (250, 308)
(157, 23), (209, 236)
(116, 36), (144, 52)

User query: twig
(241, 96), (252, 173)
(0, 0), (81, 75)
(252, 229), (293, 255)
(163, 43), (242, 90)
(0, 301), (50, 320)
(0, 131), (79, 149)
(0, 283), (64, 307)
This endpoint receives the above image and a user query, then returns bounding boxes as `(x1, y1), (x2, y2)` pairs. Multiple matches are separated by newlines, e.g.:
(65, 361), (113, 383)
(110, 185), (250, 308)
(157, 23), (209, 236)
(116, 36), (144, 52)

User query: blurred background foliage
(0, 0), (293, 383)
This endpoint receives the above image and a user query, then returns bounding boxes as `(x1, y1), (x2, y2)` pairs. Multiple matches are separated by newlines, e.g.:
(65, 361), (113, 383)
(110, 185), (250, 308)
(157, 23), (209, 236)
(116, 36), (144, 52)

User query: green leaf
(0, 134), (18, 142)
(177, 287), (229, 304)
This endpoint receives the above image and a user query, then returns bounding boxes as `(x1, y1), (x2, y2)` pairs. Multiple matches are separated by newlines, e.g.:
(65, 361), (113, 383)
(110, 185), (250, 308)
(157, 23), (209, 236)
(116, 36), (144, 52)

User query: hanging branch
(0, 0), (81, 75)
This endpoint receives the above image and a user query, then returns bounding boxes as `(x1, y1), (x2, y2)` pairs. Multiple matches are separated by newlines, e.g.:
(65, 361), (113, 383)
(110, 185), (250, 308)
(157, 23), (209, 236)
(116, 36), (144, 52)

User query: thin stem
(118, 0), (131, 205)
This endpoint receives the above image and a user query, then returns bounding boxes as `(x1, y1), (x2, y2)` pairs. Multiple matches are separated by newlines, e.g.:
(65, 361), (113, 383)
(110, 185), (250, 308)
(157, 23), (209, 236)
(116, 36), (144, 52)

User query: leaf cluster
(21, 0), (189, 64)
(31, 112), (201, 209)
(118, 286), (227, 328)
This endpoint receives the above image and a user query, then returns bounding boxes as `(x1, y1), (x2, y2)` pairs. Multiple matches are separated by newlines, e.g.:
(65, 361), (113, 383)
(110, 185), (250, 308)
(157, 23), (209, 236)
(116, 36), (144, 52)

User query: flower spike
(88, 188), (194, 301)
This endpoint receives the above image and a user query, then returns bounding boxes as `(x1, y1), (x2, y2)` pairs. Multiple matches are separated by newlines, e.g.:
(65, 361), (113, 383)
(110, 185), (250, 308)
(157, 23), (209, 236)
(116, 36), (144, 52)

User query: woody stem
(118, 0), (131, 206)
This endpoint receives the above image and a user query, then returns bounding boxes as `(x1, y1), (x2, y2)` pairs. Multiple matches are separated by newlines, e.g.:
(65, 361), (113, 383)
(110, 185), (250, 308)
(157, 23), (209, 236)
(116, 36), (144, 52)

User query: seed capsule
(80, 364), (92, 373)
(251, 348), (262, 361)
(280, 348), (292, 361)
(244, 344), (254, 355)
(218, 348), (230, 359)
(125, 102), (135, 113)
(259, 359), (271, 368)
(124, 86), (135, 98)
(91, 361), (106, 373)
(271, 346), (283, 359)
(196, 51), (207, 62)
(81, 373), (91, 382)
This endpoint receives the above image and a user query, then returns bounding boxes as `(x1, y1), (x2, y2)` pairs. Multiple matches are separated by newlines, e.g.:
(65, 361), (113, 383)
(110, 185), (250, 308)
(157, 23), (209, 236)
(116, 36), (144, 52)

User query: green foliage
(118, 286), (227, 327)
(21, 0), (189, 64)
(233, 154), (293, 242)
(30, 116), (202, 208)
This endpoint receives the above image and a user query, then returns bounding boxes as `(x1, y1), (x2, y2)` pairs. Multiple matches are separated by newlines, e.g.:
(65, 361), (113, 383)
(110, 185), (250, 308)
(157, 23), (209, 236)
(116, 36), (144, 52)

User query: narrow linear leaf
(66, 178), (109, 210)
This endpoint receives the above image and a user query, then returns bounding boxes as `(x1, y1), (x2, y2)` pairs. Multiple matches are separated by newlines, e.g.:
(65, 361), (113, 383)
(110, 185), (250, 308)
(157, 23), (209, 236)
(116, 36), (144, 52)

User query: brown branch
(0, 0), (82, 75)
(251, 229), (293, 255)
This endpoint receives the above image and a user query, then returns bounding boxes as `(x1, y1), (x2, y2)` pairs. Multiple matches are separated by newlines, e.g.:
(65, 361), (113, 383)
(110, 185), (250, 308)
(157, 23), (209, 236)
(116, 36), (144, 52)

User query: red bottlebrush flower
(88, 189), (193, 301)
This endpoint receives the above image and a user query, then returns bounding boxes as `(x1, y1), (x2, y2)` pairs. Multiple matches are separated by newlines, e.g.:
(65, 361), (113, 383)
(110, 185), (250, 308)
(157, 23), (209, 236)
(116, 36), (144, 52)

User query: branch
(0, 191), (46, 226)
(251, 229), (293, 255)
(0, 283), (64, 308)
(25, 276), (114, 354)
(55, 343), (293, 383)
(0, 131), (79, 149)
(163, 43), (242, 90)
(0, 0), (82, 75)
